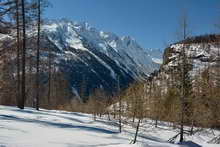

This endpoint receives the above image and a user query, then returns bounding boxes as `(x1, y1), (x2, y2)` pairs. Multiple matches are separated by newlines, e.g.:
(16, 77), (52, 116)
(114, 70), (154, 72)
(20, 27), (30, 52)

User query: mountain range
(0, 19), (162, 100)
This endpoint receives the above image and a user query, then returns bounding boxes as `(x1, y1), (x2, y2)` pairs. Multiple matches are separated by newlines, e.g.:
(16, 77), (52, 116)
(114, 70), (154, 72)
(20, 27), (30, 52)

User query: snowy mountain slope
(0, 105), (219, 147)
(38, 19), (162, 97)
(163, 39), (220, 75)
(0, 19), (162, 99)
(43, 19), (162, 78)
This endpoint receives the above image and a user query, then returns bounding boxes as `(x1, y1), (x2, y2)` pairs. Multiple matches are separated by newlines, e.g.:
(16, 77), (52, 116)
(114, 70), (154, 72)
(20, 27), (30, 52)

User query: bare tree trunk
(155, 118), (158, 128)
(190, 120), (194, 135)
(179, 13), (188, 143)
(118, 76), (122, 133)
(93, 113), (96, 121)
(132, 107), (136, 123)
(107, 111), (111, 121)
(20, 0), (26, 109)
(180, 105), (184, 142)
(113, 104), (116, 119)
(179, 51), (185, 142)
(47, 46), (51, 104)
(36, 0), (41, 110)
(16, 0), (21, 108)
(133, 118), (141, 144)
(132, 95), (137, 123)
(107, 96), (111, 121)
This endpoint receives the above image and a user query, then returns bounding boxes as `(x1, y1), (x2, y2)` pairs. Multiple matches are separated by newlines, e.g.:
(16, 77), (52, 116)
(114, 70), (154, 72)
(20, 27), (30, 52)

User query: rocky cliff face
(162, 35), (220, 74)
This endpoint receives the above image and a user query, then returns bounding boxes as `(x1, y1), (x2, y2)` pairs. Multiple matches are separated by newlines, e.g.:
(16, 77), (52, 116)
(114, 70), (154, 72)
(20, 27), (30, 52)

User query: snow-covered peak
(121, 36), (142, 50)
(41, 19), (162, 78)
(121, 35), (136, 41)
(46, 19), (94, 31)
(121, 36), (134, 41)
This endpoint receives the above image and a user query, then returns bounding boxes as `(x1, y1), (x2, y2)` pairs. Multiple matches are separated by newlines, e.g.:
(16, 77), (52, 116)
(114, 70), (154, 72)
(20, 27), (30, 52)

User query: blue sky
(45, 0), (220, 50)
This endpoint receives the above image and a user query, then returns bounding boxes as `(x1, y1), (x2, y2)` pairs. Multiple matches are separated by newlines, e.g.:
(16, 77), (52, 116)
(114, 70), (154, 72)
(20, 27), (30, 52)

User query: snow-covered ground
(0, 105), (219, 147)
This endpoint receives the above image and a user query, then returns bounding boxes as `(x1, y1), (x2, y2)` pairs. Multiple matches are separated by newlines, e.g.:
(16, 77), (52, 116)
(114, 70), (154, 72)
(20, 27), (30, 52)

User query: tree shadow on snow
(178, 141), (202, 147)
(9, 109), (92, 124)
(42, 110), (89, 118)
(0, 114), (118, 134)
(95, 119), (119, 127)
